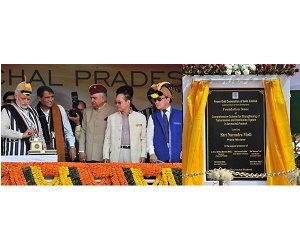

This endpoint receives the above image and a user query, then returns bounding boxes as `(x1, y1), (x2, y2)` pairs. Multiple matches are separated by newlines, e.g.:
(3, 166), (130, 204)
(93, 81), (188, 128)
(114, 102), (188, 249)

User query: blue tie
(163, 109), (169, 143)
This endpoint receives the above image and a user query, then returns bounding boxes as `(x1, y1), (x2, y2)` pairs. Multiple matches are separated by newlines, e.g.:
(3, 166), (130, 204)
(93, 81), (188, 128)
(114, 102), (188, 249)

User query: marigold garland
(29, 166), (60, 186)
(5, 163), (28, 186)
(1, 168), (11, 186)
(111, 165), (129, 185)
(130, 168), (148, 186)
(152, 168), (180, 186)
(1, 162), (182, 186)
(59, 166), (73, 186)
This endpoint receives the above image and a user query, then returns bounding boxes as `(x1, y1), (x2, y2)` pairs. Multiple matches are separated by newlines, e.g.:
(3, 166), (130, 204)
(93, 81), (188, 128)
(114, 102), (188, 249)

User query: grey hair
(99, 92), (107, 102)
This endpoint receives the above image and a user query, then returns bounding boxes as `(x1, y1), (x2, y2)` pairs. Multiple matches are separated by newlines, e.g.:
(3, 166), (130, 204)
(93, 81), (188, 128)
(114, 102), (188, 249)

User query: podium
(1, 150), (58, 162)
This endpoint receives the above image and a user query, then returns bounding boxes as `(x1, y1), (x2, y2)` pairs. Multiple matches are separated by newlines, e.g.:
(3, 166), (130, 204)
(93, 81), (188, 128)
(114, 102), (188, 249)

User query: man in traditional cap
(147, 82), (182, 163)
(103, 89), (147, 163)
(141, 87), (158, 122)
(78, 84), (117, 162)
(36, 86), (76, 162)
(1, 77), (46, 155)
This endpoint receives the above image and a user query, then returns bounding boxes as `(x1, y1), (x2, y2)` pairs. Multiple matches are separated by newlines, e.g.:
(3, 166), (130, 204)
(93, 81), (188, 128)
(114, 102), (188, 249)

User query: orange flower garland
(1, 162), (182, 186)
(1, 165), (11, 186)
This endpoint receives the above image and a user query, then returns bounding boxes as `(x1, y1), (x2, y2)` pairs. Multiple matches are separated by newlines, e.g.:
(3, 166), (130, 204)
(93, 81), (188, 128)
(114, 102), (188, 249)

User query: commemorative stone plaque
(206, 89), (265, 180)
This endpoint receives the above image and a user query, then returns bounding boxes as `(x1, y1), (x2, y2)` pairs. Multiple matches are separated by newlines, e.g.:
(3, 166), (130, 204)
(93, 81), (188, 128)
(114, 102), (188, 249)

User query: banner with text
(1, 64), (182, 110)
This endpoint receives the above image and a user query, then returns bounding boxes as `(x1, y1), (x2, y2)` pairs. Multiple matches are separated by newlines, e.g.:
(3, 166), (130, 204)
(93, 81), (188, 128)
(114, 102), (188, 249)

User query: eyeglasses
(114, 101), (122, 105)
(5, 99), (16, 103)
(153, 97), (167, 102)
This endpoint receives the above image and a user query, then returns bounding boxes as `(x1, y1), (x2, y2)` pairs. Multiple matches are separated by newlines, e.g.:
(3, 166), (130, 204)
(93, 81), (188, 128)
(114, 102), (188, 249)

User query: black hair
(37, 86), (55, 98)
(3, 91), (15, 102)
(118, 92), (132, 102)
(116, 86), (134, 97)
(78, 100), (86, 108)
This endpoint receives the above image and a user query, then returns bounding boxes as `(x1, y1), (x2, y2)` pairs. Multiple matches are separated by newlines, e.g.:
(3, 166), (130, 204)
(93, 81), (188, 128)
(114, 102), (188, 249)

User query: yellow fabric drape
(182, 79), (210, 185)
(264, 78), (295, 185)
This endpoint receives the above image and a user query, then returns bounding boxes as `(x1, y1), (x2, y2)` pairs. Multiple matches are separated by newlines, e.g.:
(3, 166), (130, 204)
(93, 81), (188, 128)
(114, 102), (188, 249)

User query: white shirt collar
(161, 106), (171, 113)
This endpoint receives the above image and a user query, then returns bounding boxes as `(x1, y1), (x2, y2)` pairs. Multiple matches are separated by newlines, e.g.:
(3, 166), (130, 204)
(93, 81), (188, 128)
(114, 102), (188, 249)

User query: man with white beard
(1, 78), (46, 155)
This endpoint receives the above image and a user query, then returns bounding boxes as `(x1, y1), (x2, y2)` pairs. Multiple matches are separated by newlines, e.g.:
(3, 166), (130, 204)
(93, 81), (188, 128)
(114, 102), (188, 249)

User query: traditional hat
(149, 81), (173, 99)
(89, 84), (107, 95)
(146, 88), (155, 103)
(15, 75), (32, 96)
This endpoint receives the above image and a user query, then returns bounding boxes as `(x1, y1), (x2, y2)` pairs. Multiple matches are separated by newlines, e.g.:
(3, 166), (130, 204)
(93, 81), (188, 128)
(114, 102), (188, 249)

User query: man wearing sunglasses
(147, 82), (182, 163)
(2, 91), (16, 105)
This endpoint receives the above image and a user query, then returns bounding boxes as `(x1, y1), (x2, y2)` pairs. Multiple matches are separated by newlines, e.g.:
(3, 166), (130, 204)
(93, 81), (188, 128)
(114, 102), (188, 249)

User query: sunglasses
(153, 97), (167, 102)
(5, 99), (16, 103)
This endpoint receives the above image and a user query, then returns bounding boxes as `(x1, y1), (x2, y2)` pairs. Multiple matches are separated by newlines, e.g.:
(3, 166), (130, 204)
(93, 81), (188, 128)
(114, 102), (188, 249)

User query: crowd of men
(1, 78), (182, 163)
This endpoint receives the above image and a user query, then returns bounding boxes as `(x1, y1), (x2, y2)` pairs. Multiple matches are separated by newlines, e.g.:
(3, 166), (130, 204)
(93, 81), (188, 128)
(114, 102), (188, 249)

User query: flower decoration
(207, 168), (234, 185)
(292, 133), (300, 168)
(1, 162), (182, 186)
(286, 170), (300, 185)
(182, 64), (299, 76)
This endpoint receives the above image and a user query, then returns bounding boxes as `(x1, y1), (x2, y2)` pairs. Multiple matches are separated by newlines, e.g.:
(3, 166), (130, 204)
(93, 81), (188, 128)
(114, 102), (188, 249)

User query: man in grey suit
(78, 84), (117, 162)
(103, 88), (147, 163)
